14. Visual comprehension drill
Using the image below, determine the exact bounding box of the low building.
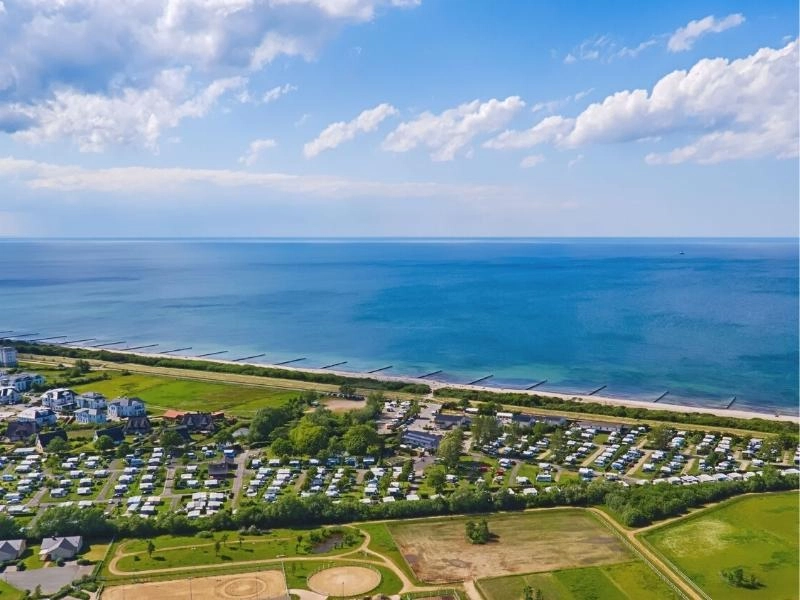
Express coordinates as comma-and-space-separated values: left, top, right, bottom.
402, 430, 443, 450
94, 425, 125, 445
75, 408, 107, 425
5, 420, 37, 443
0, 347, 18, 368
123, 415, 152, 436
434, 414, 471, 430
0, 539, 26, 562
36, 429, 68, 453
576, 420, 627, 434
39, 536, 82, 561
0, 386, 20, 404
17, 407, 57, 427
40, 388, 77, 413
179, 412, 216, 434
207, 458, 237, 479
108, 397, 146, 419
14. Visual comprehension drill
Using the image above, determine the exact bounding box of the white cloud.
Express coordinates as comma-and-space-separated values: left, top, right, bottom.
263, 83, 298, 103
304, 102, 397, 157
0, 156, 513, 202
568, 154, 584, 168
668, 14, 745, 53
520, 154, 544, 168
615, 38, 659, 59
531, 89, 593, 114
238, 138, 277, 166
6, 68, 245, 152
383, 96, 525, 161
485, 40, 799, 165
250, 32, 314, 70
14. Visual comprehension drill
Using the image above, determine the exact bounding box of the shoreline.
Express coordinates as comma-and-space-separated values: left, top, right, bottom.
31, 343, 800, 424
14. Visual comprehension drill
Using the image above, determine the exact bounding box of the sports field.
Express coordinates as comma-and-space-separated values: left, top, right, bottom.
478, 561, 679, 600
643, 492, 799, 599
102, 570, 288, 600
72, 372, 296, 416
387, 509, 630, 583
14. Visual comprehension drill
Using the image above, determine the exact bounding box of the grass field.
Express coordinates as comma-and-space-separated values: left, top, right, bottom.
358, 522, 421, 584
71, 371, 297, 416
0, 581, 23, 600
479, 561, 679, 600
387, 509, 630, 584
643, 492, 799, 599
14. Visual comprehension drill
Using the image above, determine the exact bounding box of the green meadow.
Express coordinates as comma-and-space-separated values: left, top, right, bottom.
71, 371, 297, 416
643, 492, 799, 600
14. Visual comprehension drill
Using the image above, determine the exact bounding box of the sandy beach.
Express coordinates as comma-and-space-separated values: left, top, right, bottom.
46, 345, 800, 424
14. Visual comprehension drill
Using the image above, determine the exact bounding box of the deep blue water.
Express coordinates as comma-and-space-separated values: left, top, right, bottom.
0, 239, 797, 414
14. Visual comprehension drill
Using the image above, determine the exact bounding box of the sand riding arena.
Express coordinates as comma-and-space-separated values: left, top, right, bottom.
307, 565, 381, 597
102, 570, 289, 600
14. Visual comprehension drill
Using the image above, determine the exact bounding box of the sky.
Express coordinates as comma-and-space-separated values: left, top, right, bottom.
0, 0, 797, 237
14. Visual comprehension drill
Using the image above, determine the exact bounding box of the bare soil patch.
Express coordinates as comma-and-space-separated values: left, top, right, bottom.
388, 509, 630, 583
102, 570, 288, 600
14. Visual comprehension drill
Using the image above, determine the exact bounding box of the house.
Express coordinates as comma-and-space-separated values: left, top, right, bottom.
94, 425, 125, 445
0, 539, 26, 562
0, 387, 20, 404
75, 392, 106, 410
434, 414, 471, 430
512, 413, 567, 428
207, 458, 236, 478
5, 420, 38, 443
179, 412, 216, 434
39, 536, 82, 561
576, 420, 627, 434
402, 430, 443, 450
108, 397, 146, 419
40, 388, 77, 413
17, 407, 57, 427
75, 408, 107, 425
0, 347, 18, 368
0, 372, 45, 392
123, 416, 152, 436
36, 429, 68, 453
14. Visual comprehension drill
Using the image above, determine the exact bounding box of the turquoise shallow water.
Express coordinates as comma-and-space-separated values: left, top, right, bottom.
0, 238, 797, 414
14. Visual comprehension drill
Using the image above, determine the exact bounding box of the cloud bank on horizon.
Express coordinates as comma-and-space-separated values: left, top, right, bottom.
0, 0, 797, 237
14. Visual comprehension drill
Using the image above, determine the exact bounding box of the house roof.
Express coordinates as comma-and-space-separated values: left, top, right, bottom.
6, 420, 37, 441
111, 396, 144, 407
40, 536, 82, 555
0, 540, 24, 555
180, 412, 215, 431
37, 429, 68, 448
207, 462, 233, 477
95, 425, 125, 443
124, 416, 152, 434
162, 409, 187, 419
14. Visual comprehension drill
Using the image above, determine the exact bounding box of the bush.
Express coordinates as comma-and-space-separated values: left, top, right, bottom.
196, 530, 214, 539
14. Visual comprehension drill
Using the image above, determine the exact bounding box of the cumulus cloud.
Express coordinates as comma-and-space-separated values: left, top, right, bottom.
0, 0, 418, 150
304, 102, 397, 157
668, 14, 745, 53
239, 138, 277, 166
520, 154, 544, 168
263, 83, 298, 103
5, 69, 245, 152
486, 40, 798, 165
383, 96, 525, 161
0, 156, 512, 202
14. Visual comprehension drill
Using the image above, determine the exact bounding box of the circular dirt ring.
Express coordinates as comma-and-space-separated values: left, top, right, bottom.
217, 577, 268, 598
307, 566, 381, 597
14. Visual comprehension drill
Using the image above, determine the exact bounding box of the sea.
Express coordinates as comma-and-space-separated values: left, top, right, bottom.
0, 238, 797, 415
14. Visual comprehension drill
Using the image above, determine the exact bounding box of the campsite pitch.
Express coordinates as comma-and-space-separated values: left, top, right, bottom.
387, 509, 630, 583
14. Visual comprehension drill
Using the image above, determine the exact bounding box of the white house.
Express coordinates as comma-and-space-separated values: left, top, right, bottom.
18, 407, 57, 427
0, 387, 20, 404
0, 372, 45, 392
75, 408, 107, 425
0, 539, 25, 562
75, 392, 106, 410
39, 536, 82, 561
40, 388, 77, 413
0, 347, 17, 368
108, 397, 146, 419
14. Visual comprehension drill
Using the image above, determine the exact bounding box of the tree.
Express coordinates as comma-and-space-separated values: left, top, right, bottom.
471, 415, 502, 446
146, 539, 155, 558
46, 437, 69, 456
464, 519, 490, 544
343, 424, 381, 456
161, 428, 184, 451
436, 430, 463, 469
338, 383, 357, 397
249, 406, 293, 443
647, 426, 672, 450
238, 533, 244, 549
271, 438, 293, 457
522, 585, 534, 600
214, 539, 221, 556
74, 359, 91, 374
289, 421, 328, 456
426, 466, 447, 493
94, 435, 115, 452
115, 441, 131, 458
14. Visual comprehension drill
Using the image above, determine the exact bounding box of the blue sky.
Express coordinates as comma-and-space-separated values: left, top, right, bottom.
0, 0, 797, 237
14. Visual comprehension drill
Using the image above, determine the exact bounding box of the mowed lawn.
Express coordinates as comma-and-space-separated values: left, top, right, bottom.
478, 561, 679, 600
643, 492, 799, 600
72, 372, 297, 416
387, 509, 630, 584
0, 580, 24, 600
